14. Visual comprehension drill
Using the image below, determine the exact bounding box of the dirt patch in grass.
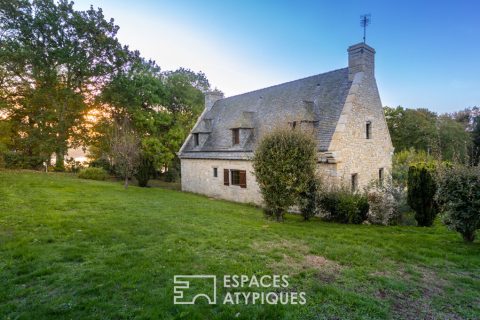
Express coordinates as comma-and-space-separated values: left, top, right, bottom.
389, 290, 462, 320
305, 255, 342, 283
304, 255, 327, 267
272, 254, 301, 270
270, 253, 342, 283
420, 268, 449, 297
251, 240, 342, 282
371, 266, 462, 320
390, 291, 435, 320
251, 239, 309, 255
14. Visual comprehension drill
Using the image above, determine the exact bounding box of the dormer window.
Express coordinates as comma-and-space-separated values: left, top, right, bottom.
232, 129, 240, 145
366, 121, 372, 139
193, 133, 199, 146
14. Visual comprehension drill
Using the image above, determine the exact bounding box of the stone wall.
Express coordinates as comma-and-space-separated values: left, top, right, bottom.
181, 158, 263, 205
327, 70, 394, 189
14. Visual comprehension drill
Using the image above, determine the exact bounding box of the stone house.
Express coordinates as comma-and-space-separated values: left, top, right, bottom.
178, 43, 394, 205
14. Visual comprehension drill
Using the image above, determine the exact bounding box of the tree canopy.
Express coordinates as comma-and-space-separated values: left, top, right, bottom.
94, 59, 209, 185
384, 106, 472, 162
0, 0, 126, 169
0, 0, 211, 180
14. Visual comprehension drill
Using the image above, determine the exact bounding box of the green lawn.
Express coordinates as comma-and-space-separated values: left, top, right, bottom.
0, 171, 479, 319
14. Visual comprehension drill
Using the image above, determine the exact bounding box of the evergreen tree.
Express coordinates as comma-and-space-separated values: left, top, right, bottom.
407, 163, 438, 227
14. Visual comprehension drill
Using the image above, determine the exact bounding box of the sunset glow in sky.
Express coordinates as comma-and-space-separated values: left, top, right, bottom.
74, 0, 480, 113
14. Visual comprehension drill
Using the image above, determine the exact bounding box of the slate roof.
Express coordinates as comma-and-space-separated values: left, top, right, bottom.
179, 67, 352, 160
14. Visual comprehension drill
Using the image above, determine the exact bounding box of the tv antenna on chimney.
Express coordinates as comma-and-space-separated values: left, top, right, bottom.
360, 14, 371, 43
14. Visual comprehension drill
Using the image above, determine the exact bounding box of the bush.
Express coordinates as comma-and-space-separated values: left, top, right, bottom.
164, 167, 179, 182
318, 188, 369, 224
298, 178, 321, 221
408, 162, 438, 226
262, 207, 283, 220
135, 155, 155, 187
399, 211, 417, 226
164, 157, 181, 182
366, 179, 406, 225
78, 167, 108, 181
436, 165, 480, 242
392, 148, 434, 187
89, 157, 113, 173
3, 151, 45, 169
253, 128, 317, 221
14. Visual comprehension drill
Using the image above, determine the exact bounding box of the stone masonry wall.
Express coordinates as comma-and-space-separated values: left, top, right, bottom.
182, 158, 354, 205
181, 158, 263, 205
327, 71, 394, 189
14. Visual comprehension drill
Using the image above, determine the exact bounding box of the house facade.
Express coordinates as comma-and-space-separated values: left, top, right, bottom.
178, 43, 394, 205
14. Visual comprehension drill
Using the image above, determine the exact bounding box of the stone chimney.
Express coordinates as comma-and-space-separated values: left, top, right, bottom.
204, 91, 224, 111
348, 43, 375, 81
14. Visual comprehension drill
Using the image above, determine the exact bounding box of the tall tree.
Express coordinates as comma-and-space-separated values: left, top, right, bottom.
470, 113, 480, 166
385, 106, 470, 162
0, 0, 125, 170
450, 106, 480, 131
110, 116, 140, 188
437, 115, 470, 162
100, 58, 169, 186
162, 68, 211, 171
94, 61, 213, 186
384, 106, 437, 154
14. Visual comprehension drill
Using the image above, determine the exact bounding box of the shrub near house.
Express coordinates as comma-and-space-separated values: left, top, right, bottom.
318, 188, 369, 224
437, 165, 480, 242
408, 162, 438, 227
365, 179, 406, 226
253, 128, 317, 221
252, 127, 373, 224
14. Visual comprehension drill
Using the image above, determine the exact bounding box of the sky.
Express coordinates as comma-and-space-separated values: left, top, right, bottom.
73, 0, 480, 113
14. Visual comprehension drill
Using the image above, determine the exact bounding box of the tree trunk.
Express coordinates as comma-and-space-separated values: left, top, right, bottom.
275, 209, 284, 222
463, 231, 475, 243
55, 102, 67, 172
55, 148, 65, 171
124, 174, 129, 189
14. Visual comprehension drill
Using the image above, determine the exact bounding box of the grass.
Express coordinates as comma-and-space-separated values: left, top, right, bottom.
0, 170, 479, 319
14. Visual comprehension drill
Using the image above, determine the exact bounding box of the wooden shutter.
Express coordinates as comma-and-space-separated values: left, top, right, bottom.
224, 169, 230, 185
239, 170, 247, 188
